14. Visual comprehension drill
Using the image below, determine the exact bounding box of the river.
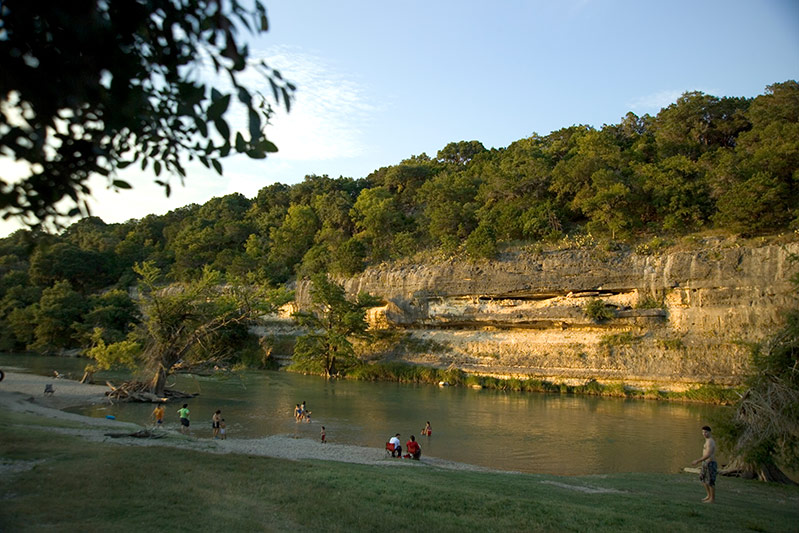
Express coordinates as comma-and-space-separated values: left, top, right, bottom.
0, 353, 725, 475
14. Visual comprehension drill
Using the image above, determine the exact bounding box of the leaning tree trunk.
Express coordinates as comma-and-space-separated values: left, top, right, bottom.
149, 366, 168, 397
326, 355, 336, 379
721, 457, 797, 484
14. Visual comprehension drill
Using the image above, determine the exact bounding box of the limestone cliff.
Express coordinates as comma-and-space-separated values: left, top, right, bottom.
296, 239, 799, 390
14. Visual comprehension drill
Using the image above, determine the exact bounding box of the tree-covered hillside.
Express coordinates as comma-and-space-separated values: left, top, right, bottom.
0, 81, 797, 355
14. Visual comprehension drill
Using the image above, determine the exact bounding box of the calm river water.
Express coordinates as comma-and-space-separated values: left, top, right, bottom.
0, 354, 726, 475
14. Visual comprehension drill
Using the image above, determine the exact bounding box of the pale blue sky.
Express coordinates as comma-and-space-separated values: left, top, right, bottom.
1, 0, 797, 235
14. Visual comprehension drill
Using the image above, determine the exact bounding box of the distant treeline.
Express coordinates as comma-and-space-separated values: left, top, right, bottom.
0, 81, 796, 355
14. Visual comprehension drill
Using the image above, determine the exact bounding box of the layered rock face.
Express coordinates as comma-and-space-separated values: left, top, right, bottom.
297, 240, 799, 389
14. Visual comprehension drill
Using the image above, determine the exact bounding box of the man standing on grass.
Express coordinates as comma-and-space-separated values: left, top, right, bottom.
691, 425, 717, 503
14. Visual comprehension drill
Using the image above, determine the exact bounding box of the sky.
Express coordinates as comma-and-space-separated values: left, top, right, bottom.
1, 0, 798, 236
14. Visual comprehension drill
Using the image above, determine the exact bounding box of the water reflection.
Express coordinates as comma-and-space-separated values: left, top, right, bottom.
1, 354, 723, 475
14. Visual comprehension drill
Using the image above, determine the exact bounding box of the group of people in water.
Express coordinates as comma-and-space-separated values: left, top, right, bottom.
294, 401, 311, 422
150, 402, 226, 439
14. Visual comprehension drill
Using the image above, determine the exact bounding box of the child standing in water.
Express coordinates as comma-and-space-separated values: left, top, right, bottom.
321, 426, 326, 443
422, 421, 432, 436
177, 404, 190, 434
152, 404, 165, 427
212, 409, 222, 439
219, 419, 226, 440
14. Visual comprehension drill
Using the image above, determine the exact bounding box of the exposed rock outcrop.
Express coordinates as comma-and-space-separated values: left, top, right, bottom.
296, 240, 799, 390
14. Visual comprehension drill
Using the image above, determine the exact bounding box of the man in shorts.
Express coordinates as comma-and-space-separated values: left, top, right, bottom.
691, 425, 717, 503
212, 409, 222, 439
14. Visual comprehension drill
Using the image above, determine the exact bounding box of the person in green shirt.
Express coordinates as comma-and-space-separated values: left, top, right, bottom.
178, 404, 190, 434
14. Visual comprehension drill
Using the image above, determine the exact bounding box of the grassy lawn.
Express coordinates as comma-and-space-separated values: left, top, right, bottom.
1, 411, 798, 532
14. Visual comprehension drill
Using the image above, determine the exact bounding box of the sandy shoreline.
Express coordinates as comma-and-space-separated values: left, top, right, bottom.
0, 371, 493, 472
0, 369, 112, 409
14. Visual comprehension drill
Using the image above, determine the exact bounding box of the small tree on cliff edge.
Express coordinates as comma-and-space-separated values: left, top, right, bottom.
715, 258, 799, 484
292, 274, 381, 377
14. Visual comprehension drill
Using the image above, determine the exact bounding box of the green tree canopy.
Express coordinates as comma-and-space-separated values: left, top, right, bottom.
29, 242, 114, 293
267, 204, 320, 282
351, 187, 407, 262
30, 280, 87, 352
437, 140, 487, 165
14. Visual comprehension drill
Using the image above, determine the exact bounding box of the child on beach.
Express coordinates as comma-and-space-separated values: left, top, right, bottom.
321, 426, 326, 443
220, 419, 226, 440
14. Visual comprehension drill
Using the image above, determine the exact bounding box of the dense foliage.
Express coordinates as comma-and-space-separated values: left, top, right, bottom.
0, 81, 797, 356
0, 0, 294, 225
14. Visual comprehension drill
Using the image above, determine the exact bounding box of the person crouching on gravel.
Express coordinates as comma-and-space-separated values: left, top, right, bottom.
406, 435, 421, 460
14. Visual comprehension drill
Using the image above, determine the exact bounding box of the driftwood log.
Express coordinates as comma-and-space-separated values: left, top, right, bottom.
104, 430, 165, 439
105, 380, 197, 402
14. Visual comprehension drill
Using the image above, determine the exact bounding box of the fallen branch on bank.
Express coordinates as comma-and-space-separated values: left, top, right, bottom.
104, 430, 165, 439
105, 380, 197, 403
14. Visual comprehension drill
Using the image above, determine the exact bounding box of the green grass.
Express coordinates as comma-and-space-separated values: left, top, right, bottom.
599, 332, 641, 347
1, 415, 798, 532
346, 361, 460, 384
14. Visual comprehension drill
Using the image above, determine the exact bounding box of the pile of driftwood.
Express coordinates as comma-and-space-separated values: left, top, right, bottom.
105, 381, 197, 403
104, 430, 165, 439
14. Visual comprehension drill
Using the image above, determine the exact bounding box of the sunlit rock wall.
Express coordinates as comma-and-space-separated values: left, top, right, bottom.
295, 240, 799, 389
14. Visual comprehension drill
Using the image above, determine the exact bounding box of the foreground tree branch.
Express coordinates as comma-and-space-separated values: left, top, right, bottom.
0, 0, 295, 227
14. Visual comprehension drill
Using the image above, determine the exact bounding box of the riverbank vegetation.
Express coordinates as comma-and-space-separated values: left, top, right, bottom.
341, 361, 742, 404
2, 411, 798, 532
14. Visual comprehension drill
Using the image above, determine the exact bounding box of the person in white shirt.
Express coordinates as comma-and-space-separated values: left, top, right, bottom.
388, 433, 402, 457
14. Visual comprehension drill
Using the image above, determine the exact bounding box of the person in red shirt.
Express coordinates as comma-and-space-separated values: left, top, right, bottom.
406, 435, 421, 460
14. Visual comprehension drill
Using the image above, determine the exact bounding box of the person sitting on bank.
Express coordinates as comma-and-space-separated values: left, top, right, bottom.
389, 433, 402, 457
406, 435, 421, 460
